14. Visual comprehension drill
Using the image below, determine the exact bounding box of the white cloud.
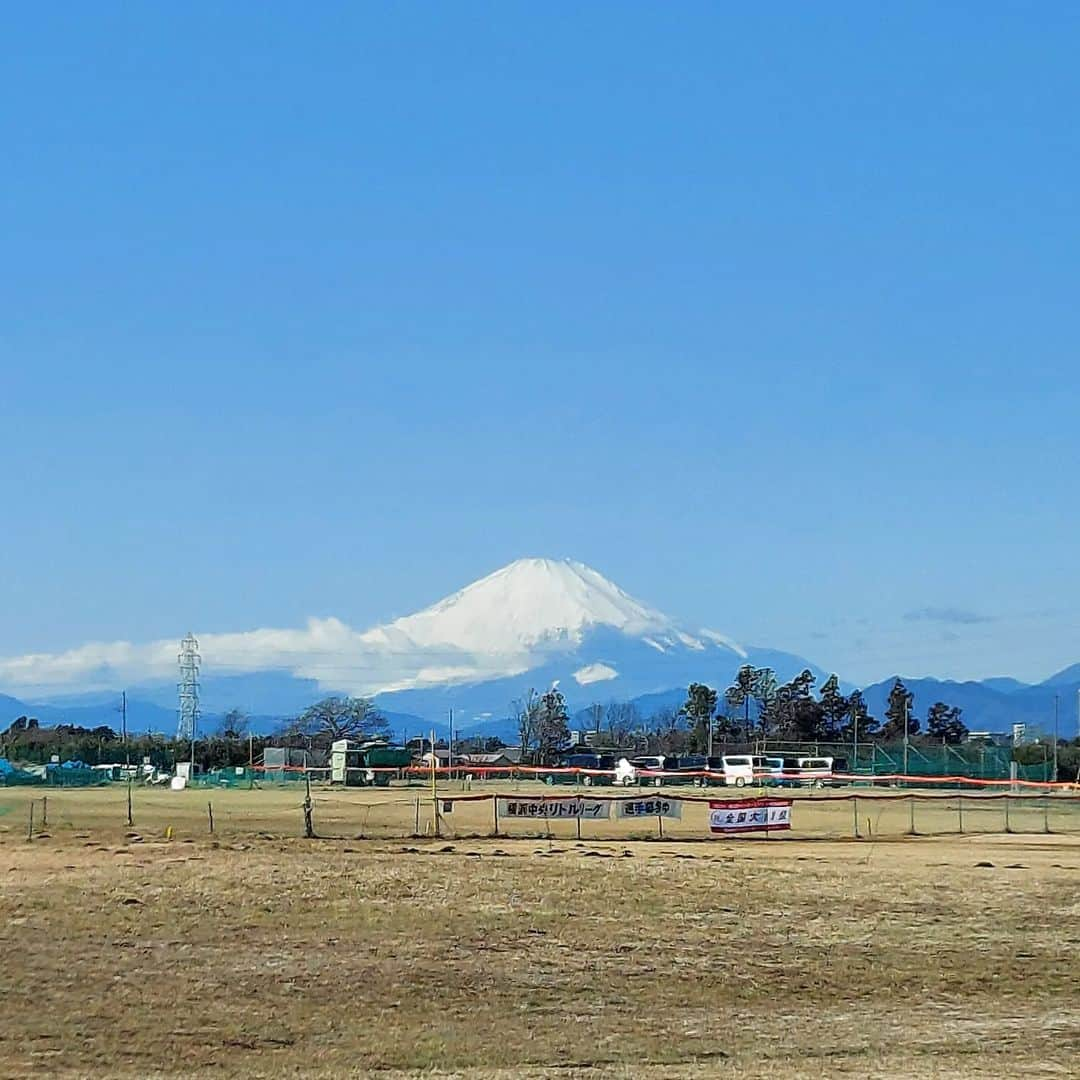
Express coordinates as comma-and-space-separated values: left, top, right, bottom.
573, 662, 619, 686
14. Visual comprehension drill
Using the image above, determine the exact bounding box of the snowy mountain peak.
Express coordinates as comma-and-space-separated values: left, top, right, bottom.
362, 558, 673, 656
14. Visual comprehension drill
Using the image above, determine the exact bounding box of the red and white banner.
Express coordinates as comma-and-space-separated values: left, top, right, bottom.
708, 797, 792, 834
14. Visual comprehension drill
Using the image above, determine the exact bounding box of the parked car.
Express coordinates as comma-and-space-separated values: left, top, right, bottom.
776, 755, 835, 788
545, 753, 616, 786
627, 755, 667, 786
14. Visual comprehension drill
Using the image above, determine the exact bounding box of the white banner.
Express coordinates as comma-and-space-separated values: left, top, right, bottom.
708, 799, 792, 833
497, 797, 611, 820
615, 796, 683, 820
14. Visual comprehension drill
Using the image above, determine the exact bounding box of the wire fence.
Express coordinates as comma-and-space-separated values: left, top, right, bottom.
4, 780, 1080, 845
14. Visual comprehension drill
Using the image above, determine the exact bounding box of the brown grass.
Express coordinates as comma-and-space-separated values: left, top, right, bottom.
0, 786, 1078, 1077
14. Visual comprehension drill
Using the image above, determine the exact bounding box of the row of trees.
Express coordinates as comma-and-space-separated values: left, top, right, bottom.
1, 696, 391, 769
564, 669, 972, 757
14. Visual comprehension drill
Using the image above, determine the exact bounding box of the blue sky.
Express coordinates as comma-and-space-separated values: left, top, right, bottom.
4, 3, 1080, 686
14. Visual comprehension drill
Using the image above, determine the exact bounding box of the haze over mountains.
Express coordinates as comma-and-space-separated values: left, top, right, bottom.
1, 558, 1077, 741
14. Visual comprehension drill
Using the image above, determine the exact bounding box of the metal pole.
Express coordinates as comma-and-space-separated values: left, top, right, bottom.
852, 702, 858, 773
431, 728, 439, 838
902, 697, 910, 784
122, 690, 129, 768
1052, 694, 1059, 783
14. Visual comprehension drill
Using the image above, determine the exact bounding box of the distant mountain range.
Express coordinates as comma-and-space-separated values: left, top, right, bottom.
1, 558, 1077, 743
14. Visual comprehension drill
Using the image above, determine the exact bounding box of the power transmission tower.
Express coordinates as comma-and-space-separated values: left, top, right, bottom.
177, 633, 201, 754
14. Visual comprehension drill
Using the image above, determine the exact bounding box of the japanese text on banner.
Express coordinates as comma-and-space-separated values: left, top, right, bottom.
708, 798, 792, 834
497, 798, 611, 820
615, 797, 682, 820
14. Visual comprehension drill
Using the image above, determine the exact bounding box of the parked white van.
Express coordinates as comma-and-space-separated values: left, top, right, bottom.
720, 754, 757, 787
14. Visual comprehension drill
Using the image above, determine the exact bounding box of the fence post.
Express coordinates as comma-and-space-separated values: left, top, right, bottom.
303, 772, 314, 839
1004, 797, 1011, 833
41, 796, 47, 829
27, 800, 34, 841
852, 796, 860, 839
907, 796, 916, 836
414, 796, 420, 836
657, 811, 664, 840
492, 795, 499, 837
1043, 796, 1050, 834
207, 801, 214, 834
127, 778, 133, 828
957, 796, 964, 835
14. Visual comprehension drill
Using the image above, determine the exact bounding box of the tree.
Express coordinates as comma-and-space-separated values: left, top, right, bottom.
880, 680, 918, 741
603, 701, 642, 748
680, 683, 718, 754
724, 665, 757, 739
647, 706, 688, 757
838, 689, 878, 743
512, 689, 541, 760
218, 709, 249, 740
773, 669, 819, 741
753, 668, 779, 737
926, 702, 967, 744
818, 675, 848, 741
586, 702, 604, 740
292, 697, 387, 747
535, 688, 570, 762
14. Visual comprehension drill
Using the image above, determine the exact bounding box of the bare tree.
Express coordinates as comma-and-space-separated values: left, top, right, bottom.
512, 689, 541, 761
292, 697, 387, 748
603, 701, 642, 748
217, 708, 249, 740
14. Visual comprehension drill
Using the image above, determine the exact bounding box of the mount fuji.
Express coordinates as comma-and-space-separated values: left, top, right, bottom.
0, 558, 824, 733
363, 558, 823, 728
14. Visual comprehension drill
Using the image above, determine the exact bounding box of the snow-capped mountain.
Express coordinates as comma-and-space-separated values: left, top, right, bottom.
0, 557, 823, 728
363, 558, 820, 724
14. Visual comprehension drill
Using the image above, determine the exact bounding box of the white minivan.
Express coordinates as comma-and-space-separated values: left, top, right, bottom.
720, 754, 756, 787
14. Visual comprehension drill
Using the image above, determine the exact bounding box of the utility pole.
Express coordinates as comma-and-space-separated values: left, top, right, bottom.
1053, 694, 1059, 783
851, 699, 859, 771
448, 708, 454, 771
121, 690, 129, 767
902, 696, 910, 782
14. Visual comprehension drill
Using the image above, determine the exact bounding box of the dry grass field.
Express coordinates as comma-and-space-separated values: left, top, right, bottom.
1, 785, 1078, 1077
